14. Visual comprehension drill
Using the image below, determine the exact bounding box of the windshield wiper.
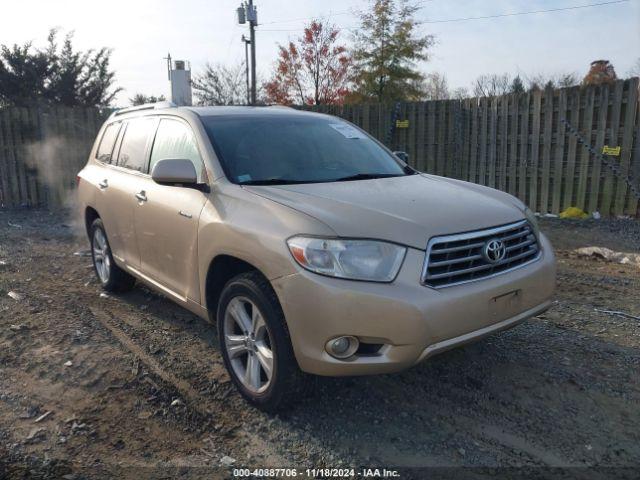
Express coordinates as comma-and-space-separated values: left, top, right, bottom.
238, 178, 319, 186
240, 171, 416, 186
332, 173, 407, 182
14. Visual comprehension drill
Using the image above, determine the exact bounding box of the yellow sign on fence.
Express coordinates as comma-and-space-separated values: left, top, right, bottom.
395, 119, 409, 128
602, 145, 621, 156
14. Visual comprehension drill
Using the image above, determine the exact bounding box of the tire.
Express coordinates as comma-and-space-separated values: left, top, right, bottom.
217, 271, 305, 412
90, 218, 136, 293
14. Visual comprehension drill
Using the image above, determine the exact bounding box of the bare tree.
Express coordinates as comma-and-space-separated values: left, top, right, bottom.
627, 58, 640, 77
528, 72, 579, 90
192, 62, 248, 106
556, 72, 579, 88
450, 87, 469, 100
422, 72, 449, 100
472, 73, 511, 97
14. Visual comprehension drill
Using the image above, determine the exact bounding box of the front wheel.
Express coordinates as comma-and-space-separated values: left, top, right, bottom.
217, 272, 305, 411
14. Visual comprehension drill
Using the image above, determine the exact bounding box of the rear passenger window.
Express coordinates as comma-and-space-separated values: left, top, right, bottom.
96, 123, 121, 163
117, 118, 155, 172
150, 119, 207, 182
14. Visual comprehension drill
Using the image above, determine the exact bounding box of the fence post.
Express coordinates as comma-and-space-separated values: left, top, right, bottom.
508, 94, 519, 196
588, 85, 611, 214
551, 88, 567, 214
540, 89, 554, 213
600, 80, 624, 215
529, 90, 542, 211
563, 87, 580, 211
576, 87, 595, 210
616, 79, 639, 215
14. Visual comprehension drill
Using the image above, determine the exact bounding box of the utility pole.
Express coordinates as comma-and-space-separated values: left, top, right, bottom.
237, 1, 258, 105
241, 35, 251, 105
248, 0, 257, 105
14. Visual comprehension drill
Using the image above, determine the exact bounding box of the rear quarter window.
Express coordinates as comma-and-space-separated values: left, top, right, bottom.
116, 118, 155, 173
95, 122, 121, 163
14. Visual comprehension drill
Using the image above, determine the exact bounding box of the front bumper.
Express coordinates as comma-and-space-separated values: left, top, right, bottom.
272, 233, 556, 376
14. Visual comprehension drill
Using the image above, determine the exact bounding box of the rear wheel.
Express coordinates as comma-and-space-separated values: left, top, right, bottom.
217, 271, 305, 411
90, 218, 136, 292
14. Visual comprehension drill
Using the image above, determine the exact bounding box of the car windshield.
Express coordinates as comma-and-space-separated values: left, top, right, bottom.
201, 113, 412, 185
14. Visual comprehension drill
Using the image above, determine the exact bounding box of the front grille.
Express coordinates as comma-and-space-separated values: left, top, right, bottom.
421, 220, 540, 288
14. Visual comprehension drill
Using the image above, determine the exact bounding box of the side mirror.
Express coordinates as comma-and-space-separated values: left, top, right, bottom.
393, 151, 409, 163
151, 159, 197, 185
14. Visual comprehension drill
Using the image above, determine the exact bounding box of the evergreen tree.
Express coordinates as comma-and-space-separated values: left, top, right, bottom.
511, 75, 525, 94
0, 29, 120, 107
350, 0, 435, 103
129, 93, 166, 106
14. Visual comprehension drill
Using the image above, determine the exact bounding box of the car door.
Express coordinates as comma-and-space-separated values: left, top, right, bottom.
93, 117, 155, 268
133, 117, 208, 302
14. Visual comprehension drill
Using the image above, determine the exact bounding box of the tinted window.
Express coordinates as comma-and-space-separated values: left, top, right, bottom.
96, 122, 121, 163
201, 115, 407, 184
117, 118, 155, 172
150, 119, 206, 182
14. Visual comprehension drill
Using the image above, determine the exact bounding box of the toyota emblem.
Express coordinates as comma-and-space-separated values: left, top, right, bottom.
483, 238, 506, 263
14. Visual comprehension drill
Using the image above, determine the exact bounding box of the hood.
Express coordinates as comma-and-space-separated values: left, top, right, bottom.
244, 174, 525, 250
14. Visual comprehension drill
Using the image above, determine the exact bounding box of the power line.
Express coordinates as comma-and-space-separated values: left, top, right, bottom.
258, 0, 628, 32
260, 9, 353, 26
260, 0, 436, 27
416, 0, 629, 24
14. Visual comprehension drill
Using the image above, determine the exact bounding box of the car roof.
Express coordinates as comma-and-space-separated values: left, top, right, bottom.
186, 105, 319, 118
106, 103, 330, 126
111, 102, 317, 117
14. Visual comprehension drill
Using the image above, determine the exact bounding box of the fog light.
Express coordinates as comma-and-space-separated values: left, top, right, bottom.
326, 336, 359, 359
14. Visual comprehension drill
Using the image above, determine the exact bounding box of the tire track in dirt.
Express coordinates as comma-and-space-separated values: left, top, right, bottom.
89, 307, 210, 415
88, 305, 295, 468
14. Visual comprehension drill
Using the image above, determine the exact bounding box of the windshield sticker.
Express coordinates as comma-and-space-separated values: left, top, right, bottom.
329, 123, 366, 139
237, 174, 252, 182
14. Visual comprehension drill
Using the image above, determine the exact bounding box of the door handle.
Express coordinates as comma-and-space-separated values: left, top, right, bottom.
179, 211, 192, 218
98, 179, 108, 189
135, 191, 147, 202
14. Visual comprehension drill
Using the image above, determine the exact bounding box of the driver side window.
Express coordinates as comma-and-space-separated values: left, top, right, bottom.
150, 119, 206, 182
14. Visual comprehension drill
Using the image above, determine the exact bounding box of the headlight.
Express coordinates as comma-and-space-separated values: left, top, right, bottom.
524, 207, 540, 239
287, 236, 406, 282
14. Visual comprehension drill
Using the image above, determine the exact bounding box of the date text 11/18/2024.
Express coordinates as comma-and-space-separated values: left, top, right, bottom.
232, 468, 400, 478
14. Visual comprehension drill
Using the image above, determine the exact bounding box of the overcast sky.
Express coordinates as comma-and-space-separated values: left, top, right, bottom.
2, 0, 639, 105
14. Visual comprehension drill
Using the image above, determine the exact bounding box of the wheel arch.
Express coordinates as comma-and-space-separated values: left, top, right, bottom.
205, 254, 271, 321
84, 206, 100, 238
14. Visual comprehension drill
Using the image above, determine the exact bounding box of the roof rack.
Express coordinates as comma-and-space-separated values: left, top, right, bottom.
112, 101, 177, 117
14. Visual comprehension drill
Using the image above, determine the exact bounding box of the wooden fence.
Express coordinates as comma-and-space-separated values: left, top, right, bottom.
1, 78, 639, 215
309, 78, 640, 217
0, 106, 112, 208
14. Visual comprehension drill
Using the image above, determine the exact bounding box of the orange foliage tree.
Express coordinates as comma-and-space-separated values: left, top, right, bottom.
264, 21, 352, 105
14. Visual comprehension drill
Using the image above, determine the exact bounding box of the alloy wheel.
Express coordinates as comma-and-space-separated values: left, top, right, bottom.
92, 228, 111, 283
223, 296, 274, 393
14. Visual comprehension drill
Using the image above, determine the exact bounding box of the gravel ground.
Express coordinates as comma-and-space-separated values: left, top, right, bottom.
0, 209, 639, 479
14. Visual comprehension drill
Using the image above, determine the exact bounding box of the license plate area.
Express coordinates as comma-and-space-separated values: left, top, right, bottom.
489, 289, 523, 319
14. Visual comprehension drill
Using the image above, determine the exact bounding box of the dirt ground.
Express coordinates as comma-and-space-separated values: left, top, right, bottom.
0, 208, 639, 479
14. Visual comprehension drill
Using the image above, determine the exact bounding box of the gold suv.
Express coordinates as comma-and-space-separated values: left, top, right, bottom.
78, 103, 556, 410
